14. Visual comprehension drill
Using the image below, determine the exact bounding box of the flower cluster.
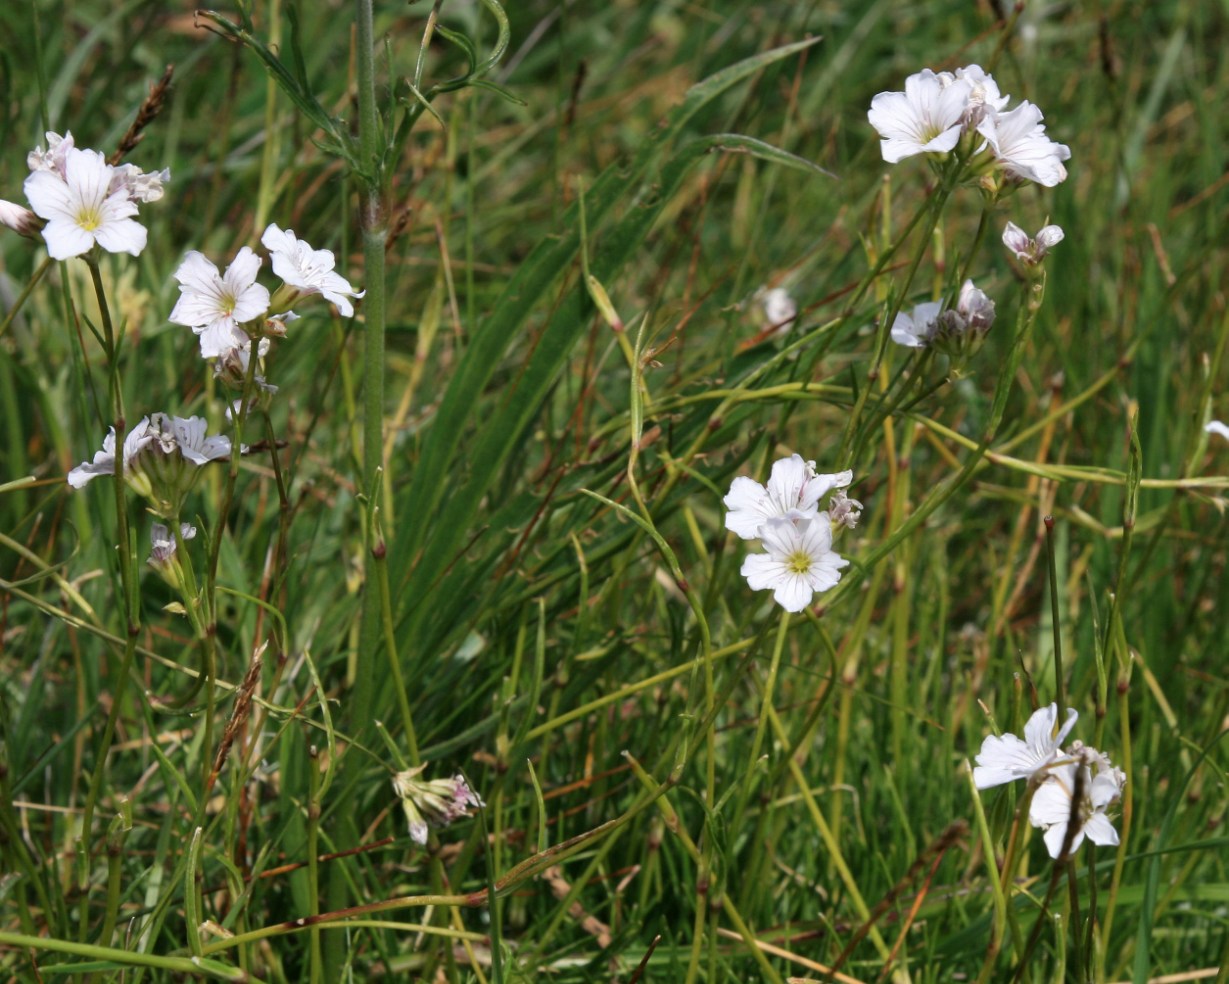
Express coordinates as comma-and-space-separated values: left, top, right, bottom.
4, 131, 168, 259
723, 454, 859, 613
168, 223, 363, 383
391, 765, 484, 845
891, 279, 996, 355
974, 704, 1126, 859
868, 65, 1071, 187
68, 413, 233, 517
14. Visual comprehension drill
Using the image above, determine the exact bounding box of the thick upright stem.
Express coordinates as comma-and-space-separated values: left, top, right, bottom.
354, 0, 387, 727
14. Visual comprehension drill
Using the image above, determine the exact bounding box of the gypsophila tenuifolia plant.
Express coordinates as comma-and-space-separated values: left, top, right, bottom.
4, 4, 1229, 983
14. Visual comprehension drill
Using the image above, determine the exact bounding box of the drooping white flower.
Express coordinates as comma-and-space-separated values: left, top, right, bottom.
392, 765, 484, 845
740, 514, 849, 613
973, 703, 1078, 789
27, 131, 75, 176
890, 300, 943, 348
977, 101, 1071, 187
0, 199, 41, 237
169, 248, 271, 358
868, 69, 973, 163
828, 488, 863, 530
148, 522, 196, 566
757, 286, 797, 335
1002, 221, 1065, 264
946, 279, 996, 336
954, 65, 1009, 124
724, 454, 852, 540
1205, 420, 1229, 441
67, 416, 154, 488
261, 223, 363, 317
1028, 750, 1125, 859
110, 163, 171, 203
23, 147, 148, 259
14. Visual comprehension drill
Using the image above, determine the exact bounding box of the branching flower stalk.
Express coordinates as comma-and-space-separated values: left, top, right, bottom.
77, 252, 140, 891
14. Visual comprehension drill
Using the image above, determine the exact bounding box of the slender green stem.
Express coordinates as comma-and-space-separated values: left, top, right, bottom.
307, 744, 323, 984
733, 609, 791, 830
375, 530, 420, 764
353, 0, 388, 731
1044, 515, 1066, 720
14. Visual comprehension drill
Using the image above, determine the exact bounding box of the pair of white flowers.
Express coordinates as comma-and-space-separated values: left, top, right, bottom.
868, 64, 1071, 187
723, 454, 861, 613
169, 223, 363, 366
973, 703, 1126, 859
2, 131, 168, 259
68, 412, 233, 516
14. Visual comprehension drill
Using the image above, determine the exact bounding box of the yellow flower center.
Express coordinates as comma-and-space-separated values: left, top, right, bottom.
785, 550, 813, 575
76, 205, 102, 232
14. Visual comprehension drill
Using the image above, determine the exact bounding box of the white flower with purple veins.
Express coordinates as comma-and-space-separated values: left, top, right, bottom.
0, 199, 40, 237
1204, 421, 1228, 441
973, 703, 1078, 789
392, 765, 484, 845
67, 416, 154, 488
1028, 751, 1126, 859
148, 522, 196, 566
261, 224, 364, 317
724, 454, 852, 540
145, 413, 232, 465
170, 247, 271, 358
27, 131, 75, 176
977, 101, 1071, 187
23, 147, 148, 260
1003, 221, 1065, 265
110, 163, 171, 203
945, 279, 996, 336
740, 515, 849, 613
953, 65, 1009, 123
868, 69, 973, 163
890, 299, 943, 348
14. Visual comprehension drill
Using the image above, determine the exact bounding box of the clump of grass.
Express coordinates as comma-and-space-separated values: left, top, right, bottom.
1, 2, 1227, 982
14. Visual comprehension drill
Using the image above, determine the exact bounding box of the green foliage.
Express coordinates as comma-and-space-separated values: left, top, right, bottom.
1, 1, 1228, 982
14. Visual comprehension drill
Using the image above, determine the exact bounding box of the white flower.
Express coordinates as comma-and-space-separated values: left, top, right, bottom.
741, 515, 849, 612
145, 412, 232, 466
169, 248, 271, 358
110, 163, 171, 203
67, 416, 154, 488
890, 299, 943, 348
828, 488, 863, 530
1028, 751, 1125, 859
954, 65, 1009, 124
23, 147, 148, 260
0, 199, 41, 237
148, 522, 196, 566
757, 286, 797, 335
972, 703, 1078, 789
977, 101, 1071, 187
214, 336, 276, 392
724, 454, 852, 540
946, 279, 996, 336
1002, 221, 1065, 264
27, 131, 75, 176
868, 69, 973, 163
1205, 420, 1229, 441
392, 765, 484, 845
261, 223, 363, 317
